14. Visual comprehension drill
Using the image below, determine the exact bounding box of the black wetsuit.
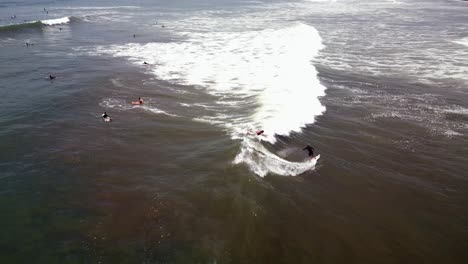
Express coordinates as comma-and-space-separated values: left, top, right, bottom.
49, 75, 56, 79
102, 113, 109, 119
303, 145, 314, 157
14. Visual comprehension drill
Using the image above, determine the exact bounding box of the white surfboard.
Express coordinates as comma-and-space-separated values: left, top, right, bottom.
310, 154, 320, 168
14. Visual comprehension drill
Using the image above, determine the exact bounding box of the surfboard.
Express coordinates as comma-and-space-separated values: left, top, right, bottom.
312, 154, 320, 161
131, 102, 141, 105
104, 117, 111, 122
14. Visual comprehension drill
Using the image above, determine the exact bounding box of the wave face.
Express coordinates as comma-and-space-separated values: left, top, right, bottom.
0, 21, 42, 32
93, 22, 326, 177
0, 16, 73, 32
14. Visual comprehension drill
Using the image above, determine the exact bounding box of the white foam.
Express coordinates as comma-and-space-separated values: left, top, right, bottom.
93, 22, 326, 176
41, 16, 71, 26
100, 98, 133, 110
453, 37, 468, 48
139, 105, 178, 117
443, 106, 468, 115
234, 139, 319, 177
443, 130, 462, 137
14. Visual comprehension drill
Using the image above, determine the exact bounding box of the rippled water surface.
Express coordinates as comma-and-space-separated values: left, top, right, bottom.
1, 0, 468, 263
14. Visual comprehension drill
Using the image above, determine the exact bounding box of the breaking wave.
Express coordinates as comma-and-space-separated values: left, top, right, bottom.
92, 22, 326, 177
0, 16, 74, 32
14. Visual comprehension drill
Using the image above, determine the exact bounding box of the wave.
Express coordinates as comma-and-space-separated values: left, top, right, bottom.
92, 22, 326, 176
0, 16, 74, 32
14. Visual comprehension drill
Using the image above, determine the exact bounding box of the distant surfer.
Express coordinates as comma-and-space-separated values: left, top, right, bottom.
133, 34, 136, 38
102, 112, 111, 122
303, 145, 315, 157
49, 74, 56, 80
143, 61, 148, 65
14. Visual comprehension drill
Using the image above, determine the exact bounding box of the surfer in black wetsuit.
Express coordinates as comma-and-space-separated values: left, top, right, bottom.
102, 112, 109, 119
303, 145, 314, 157
49, 74, 56, 80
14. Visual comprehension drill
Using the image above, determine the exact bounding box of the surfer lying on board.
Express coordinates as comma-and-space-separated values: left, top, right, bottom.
49, 75, 56, 80
132, 98, 144, 105
248, 129, 265, 136
303, 145, 314, 157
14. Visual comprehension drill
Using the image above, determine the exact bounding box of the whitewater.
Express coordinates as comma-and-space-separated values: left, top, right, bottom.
92, 21, 326, 177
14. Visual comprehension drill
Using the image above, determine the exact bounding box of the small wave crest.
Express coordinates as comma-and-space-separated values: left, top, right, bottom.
0, 16, 74, 33
41, 16, 72, 26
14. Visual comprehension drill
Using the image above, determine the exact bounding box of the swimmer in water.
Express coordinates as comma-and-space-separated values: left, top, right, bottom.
49, 74, 56, 80
138, 97, 144, 104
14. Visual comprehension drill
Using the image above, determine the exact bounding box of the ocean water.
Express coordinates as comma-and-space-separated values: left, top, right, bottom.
1, 0, 468, 263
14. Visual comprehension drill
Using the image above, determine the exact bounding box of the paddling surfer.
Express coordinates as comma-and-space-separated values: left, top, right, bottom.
247, 129, 265, 136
